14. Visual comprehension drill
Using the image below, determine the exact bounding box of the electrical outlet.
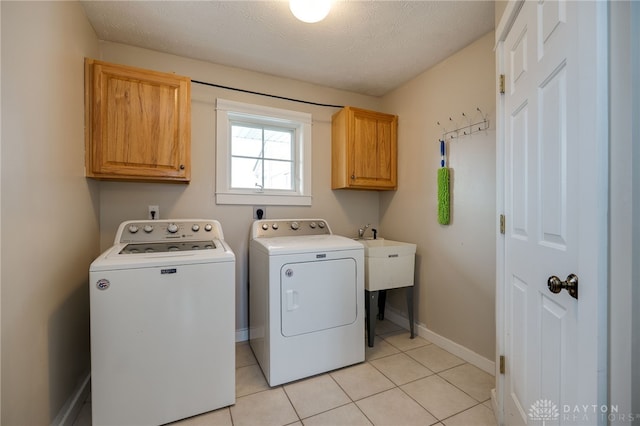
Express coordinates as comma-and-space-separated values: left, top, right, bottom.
148, 205, 159, 220
253, 206, 266, 220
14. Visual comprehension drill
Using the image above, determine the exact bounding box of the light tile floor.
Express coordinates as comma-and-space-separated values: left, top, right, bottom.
73, 320, 496, 426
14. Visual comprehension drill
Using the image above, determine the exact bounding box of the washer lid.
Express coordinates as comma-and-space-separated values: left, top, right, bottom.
251, 234, 364, 255
90, 239, 235, 271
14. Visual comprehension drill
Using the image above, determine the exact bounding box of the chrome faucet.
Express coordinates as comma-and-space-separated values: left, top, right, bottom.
358, 224, 370, 239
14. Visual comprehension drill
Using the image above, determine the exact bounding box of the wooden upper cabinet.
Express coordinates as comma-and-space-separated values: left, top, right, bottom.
332, 106, 398, 190
85, 58, 191, 182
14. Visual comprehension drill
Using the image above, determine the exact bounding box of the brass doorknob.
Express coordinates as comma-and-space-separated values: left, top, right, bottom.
547, 274, 578, 299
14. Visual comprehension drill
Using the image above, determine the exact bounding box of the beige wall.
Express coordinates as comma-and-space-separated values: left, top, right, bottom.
1, 2, 100, 425
95, 42, 384, 332
380, 32, 497, 361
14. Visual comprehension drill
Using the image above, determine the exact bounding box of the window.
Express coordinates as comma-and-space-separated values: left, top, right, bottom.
216, 99, 312, 205
230, 122, 294, 191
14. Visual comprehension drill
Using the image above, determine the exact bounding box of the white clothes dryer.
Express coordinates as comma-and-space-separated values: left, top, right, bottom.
89, 219, 235, 426
249, 219, 364, 386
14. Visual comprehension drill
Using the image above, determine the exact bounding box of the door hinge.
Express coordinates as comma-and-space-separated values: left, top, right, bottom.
499, 74, 505, 94
499, 214, 506, 234
500, 355, 505, 374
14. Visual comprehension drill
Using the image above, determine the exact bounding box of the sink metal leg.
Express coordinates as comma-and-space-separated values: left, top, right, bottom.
377, 290, 387, 320
406, 286, 415, 338
365, 290, 378, 347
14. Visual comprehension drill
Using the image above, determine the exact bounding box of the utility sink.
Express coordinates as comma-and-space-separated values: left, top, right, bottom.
359, 239, 416, 291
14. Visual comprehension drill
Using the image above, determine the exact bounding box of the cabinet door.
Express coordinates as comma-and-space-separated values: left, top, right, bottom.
85, 59, 191, 182
350, 109, 397, 189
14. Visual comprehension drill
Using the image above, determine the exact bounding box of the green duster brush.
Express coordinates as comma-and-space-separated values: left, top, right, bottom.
438, 140, 450, 225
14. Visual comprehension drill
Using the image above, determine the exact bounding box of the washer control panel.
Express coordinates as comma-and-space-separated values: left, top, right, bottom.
253, 219, 332, 238
116, 219, 224, 244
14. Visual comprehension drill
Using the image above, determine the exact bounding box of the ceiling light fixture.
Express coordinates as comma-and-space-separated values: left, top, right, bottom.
289, 0, 332, 23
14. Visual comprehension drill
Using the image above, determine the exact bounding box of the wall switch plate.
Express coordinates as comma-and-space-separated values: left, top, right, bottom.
148, 205, 159, 220
253, 206, 266, 220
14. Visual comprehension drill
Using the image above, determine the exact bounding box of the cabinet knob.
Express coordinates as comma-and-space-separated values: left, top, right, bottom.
351, 174, 355, 179
180, 164, 185, 170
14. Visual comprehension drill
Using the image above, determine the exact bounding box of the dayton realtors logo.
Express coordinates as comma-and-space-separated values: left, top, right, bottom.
528, 399, 560, 425
529, 400, 637, 423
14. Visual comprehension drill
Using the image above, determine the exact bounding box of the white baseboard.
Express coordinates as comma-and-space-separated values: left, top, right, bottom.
491, 388, 502, 425
383, 306, 496, 376
52, 372, 91, 426
236, 327, 249, 342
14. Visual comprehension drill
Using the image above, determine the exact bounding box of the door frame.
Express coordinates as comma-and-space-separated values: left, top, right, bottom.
494, 1, 610, 424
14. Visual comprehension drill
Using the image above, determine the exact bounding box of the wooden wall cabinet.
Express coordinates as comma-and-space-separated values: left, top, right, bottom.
331, 106, 398, 190
85, 58, 191, 183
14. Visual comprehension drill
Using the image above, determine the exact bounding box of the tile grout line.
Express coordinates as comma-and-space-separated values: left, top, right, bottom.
394, 376, 442, 422
373, 333, 495, 424
434, 362, 495, 405
435, 370, 488, 404
367, 336, 447, 424
279, 386, 302, 423
437, 400, 495, 425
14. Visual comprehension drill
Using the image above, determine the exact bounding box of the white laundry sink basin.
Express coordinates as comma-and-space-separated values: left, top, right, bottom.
359, 239, 416, 291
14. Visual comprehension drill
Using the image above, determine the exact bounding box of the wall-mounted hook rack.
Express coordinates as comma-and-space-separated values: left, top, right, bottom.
437, 107, 490, 141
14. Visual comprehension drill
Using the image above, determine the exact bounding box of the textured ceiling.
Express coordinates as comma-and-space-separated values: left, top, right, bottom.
81, 1, 495, 96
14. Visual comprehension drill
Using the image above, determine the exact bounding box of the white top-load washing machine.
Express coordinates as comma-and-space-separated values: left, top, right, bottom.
249, 219, 364, 386
89, 219, 235, 426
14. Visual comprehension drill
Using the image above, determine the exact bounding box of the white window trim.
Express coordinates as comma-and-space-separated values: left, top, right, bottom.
216, 99, 312, 206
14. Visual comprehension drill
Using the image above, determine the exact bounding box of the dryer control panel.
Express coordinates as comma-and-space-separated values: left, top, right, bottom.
252, 219, 332, 238
116, 219, 225, 243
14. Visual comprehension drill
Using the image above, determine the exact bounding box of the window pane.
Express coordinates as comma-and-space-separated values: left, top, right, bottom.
231, 157, 262, 189
264, 160, 293, 190
231, 125, 263, 157
216, 99, 312, 205
264, 129, 293, 161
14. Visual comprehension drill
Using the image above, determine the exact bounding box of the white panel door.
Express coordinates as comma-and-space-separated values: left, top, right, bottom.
501, 1, 607, 424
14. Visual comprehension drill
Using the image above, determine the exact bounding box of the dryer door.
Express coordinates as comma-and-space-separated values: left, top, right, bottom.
281, 258, 357, 337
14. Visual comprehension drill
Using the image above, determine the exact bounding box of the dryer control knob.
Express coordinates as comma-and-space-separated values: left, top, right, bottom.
290, 221, 300, 230
128, 225, 139, 234
318, 222, 326, 228
167, 223, 179, 233
272, 223, 279, 230
262, 223, 269, 230
143, 225, 153, 233
204, 224, 213, 232
192, 224, 200, 232
310, 222, 317, 229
